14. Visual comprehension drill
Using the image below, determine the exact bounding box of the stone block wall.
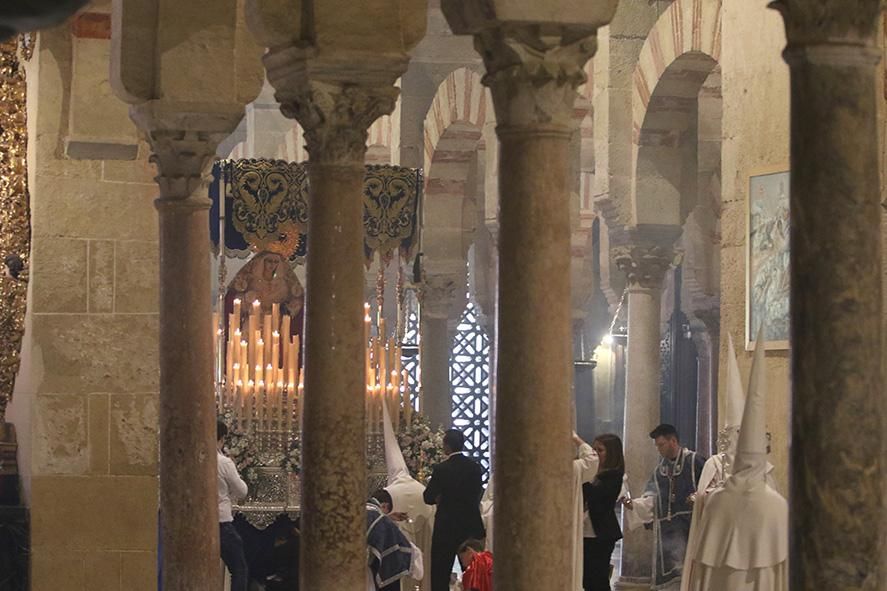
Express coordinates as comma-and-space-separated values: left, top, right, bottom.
720, 0, 791, 493
10, 21, 159, 591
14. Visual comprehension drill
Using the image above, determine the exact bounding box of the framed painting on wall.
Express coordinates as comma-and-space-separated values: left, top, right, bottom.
746, 166, 790, 350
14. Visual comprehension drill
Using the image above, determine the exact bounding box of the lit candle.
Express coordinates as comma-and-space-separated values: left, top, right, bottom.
271, 331, 280, 384
391, 370, 400, 430
248, 301, 259, 369
247, 380, 255, 429
240, 341, 248, 385
265, 364, 274, 398
226, 340, 234, 383
256, 339, 264, 374
233, 298, 242, 321
297, 374, 305, 430
263, 314, 272, 355
236, 379, 244, 423
374, 384, 382, 433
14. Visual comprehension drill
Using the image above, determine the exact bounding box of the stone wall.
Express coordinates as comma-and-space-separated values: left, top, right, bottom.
12, 21, 159, 591
719, 0, 791, 493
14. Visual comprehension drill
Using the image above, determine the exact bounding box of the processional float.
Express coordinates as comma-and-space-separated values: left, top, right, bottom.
210, 159, 439, 520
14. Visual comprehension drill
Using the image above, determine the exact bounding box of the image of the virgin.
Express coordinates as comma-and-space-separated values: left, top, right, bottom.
224, 251, 305, 365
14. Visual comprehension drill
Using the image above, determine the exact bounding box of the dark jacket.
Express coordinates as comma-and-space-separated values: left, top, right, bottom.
423, 453, 485, 541
583, 469, 624, 542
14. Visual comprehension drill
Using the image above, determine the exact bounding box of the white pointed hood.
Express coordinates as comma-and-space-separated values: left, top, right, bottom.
383, 401, 410, 483
730, 327, 768, 485
725, 334, 745, 429
382, 402, 434, 525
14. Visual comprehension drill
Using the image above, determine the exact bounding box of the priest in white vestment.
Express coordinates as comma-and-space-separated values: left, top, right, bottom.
683, 334, 788, 591
572, 432, 600, 591
382, 402, 434, 591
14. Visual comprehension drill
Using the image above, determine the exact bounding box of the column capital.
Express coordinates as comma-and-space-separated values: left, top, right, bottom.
262, 48, 405, 165
770, 0, 883, 48
419, 275, 464, 319
613, 244, 676, 290
130, 102, 244, 205
474, 28, 597, 132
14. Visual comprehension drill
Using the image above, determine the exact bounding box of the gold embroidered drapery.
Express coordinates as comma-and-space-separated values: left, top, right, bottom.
0, 41, 30, 423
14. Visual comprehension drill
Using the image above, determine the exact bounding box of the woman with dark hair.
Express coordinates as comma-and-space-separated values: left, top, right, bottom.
582, 433, 625, 591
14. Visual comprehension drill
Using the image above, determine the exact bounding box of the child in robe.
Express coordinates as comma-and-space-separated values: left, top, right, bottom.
457, 539, 492, 591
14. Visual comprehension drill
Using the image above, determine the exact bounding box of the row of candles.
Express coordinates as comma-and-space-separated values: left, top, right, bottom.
215, 298, 303, 434
214, 299, 415, 438
365, 303, 414, 433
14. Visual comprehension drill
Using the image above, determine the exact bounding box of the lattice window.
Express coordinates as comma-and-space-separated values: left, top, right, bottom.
400, 289, 421, 410
450, 301, 491, 480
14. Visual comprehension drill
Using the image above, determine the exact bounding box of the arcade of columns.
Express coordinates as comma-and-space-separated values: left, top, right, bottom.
59, 0, 882, 589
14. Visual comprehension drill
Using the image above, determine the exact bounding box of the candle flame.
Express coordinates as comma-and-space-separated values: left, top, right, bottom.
233, 298, 241, 304
252, 300, 260, 307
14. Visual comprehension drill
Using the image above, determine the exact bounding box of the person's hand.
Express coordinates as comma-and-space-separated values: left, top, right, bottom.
572, 431, 584, 446
687, 494, 696, 507
389, 512, 409, 522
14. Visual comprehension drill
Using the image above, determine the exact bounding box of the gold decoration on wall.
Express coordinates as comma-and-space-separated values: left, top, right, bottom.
0, 41, 30, 423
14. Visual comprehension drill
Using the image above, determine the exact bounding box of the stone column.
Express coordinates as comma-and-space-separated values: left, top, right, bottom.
692, 310, 719, 457
131, 108, 242, 591
441, 3, 618, 587
262, 50, 406, 589
770, 2, 884, 588
419, 275, 461, 429
612, 243, 673, 588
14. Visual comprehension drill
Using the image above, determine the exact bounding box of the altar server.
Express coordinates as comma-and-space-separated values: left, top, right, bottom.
683, 333, 788, 590
218, 420, 249, 591
623, 424, 705, 589
382, 402, 434, 590
367, 498, 420, 591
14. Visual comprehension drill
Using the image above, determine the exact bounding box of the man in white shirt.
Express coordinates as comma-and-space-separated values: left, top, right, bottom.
218, 420, 249, 591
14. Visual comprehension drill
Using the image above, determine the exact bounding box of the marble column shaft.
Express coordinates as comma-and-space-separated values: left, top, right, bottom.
301, 159, 369, 590
474, 30, 598, 591
773, 3, 885, 587
610, 242, 673, 588
264, 53, 402, 589
156, 196, 219, 591
136, 123, 229, 591
618, 283, 663, 583
419, 313, 453, 429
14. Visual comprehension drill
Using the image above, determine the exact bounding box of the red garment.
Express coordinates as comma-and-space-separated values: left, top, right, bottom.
461, 551, 493, 591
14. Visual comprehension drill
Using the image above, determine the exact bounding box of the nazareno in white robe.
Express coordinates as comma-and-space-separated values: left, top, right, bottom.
683, 330, 788, 591
571, 442, 599, 591
382, 403, 434, 591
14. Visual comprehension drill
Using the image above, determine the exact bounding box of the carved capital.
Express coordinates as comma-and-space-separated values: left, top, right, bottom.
612, 245, 676, 290
770, 0, 883, 47
130, 103, 244, 205
419, 275, 464, 319
475, 26, 596, 132
283, 81, 398, 164
263, 47, 404, 165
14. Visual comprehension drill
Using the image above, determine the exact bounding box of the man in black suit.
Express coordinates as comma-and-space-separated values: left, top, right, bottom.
423, 428, 485, 591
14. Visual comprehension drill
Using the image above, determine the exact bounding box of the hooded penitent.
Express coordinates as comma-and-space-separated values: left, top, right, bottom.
691, 328, 788, 575
382, 402, 432, 524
